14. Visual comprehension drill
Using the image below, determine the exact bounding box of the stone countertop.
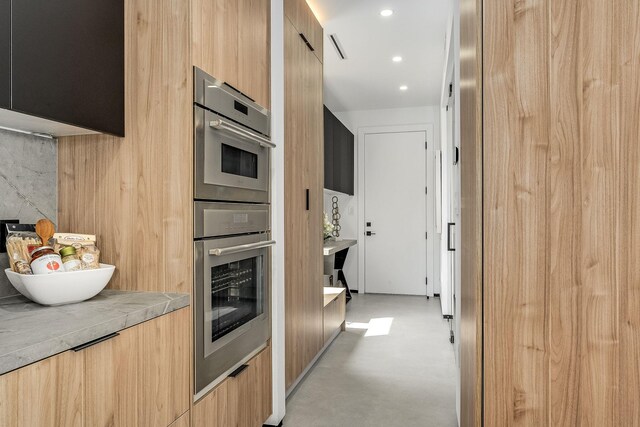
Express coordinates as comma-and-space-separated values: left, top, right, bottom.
323, 239, 357, 256
0, 290, 189, 375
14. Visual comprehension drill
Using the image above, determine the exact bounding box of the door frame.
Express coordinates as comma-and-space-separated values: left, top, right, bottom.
357, 123, 436, 295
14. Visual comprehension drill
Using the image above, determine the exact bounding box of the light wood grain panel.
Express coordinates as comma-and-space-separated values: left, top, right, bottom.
306, 2, 323, 63
323, 291, 345, 343
484, 0, 640, 424
169, 410, 190, 427
238, 0, 271, 108
284, 15, 309, 389
0, 367, 17, 426
138, 308, 190, 426
0, 351, 84, 427
227, 364, 254, 427
484, 0, 550, 423
619, 2, 640, 425
192, 0, 238, 87
163, 0, 193, 295
305, 18, 324, 369
58, 0, 192, 294
459, 0, 482, 425
226, 346, 272, 427
84, 326, 138, 427
284, 13, 324, 390
192, 381, 229, 427
547, 0, 582, 424
254, 345, 273, 424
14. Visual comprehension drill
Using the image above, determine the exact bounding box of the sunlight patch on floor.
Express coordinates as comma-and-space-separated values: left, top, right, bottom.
346, 317, 394, 337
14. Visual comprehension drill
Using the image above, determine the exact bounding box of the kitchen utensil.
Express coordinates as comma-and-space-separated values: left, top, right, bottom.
35, 219, 55, 246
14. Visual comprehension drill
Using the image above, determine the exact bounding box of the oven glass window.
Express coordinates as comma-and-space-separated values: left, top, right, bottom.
210, 256, 263, 342
221, 144, 258, 179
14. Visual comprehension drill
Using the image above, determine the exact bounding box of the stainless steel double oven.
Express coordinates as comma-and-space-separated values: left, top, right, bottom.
193, 67, 273, 397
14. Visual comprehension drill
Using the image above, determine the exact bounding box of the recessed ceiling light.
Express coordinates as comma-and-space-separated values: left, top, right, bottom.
399, 85, 408, 91
380, 9, 393, 17
392, 56, 403, 62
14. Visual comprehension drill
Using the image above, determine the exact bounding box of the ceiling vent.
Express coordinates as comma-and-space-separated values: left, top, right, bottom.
329, 34, 347, 60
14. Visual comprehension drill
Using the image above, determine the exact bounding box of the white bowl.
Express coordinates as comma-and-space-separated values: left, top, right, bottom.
4, 264, 116, 306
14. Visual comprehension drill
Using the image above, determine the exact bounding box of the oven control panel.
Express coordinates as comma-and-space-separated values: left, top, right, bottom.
194, 202, 270, 239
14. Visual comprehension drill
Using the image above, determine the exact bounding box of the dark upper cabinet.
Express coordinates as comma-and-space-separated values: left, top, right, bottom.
0, 0, 10, 109
323, 105, 354, 195
5, 0, 124, 136
323, 106, 334, 190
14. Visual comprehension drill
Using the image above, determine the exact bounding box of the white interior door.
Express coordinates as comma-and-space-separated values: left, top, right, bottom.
364, 131, 427, 295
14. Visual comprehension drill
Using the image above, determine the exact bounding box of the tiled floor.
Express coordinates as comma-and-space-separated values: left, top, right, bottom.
284, 293, 458, 427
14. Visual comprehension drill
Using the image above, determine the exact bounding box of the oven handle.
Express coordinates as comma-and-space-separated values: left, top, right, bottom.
209, 119, 275, 149
209, 240, 276, 256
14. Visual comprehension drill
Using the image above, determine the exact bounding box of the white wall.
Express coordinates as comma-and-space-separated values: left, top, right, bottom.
327, 106, 442, 293
267, 0, 286, 424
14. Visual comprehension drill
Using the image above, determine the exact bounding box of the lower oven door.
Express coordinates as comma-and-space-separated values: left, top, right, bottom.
194, 234, 273, 394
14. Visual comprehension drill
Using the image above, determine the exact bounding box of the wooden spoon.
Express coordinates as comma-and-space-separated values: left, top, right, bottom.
35, 219, 55, 247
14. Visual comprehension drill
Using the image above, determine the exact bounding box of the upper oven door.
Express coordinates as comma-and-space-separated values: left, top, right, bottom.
195, 106, 271, 203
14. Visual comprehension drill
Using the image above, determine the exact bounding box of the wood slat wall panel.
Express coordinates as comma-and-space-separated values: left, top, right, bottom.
483, 0, 640, 424
459, 0, 482, 425
238, 0, 271, 108
58, 0, 192, 294
619, 2, 640, 425
191, 0, 238, 88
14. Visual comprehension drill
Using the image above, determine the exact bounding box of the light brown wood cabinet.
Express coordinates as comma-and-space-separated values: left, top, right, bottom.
0, 308, 190, 427
323, 290, 346, 344
0, 350, 83, 426
284, 0, 323, 63
284, 2, 324, 391
193, 0, 271, 108
193, 345, 272, 427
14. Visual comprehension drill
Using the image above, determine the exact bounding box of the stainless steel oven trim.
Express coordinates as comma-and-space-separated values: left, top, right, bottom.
194, 233, 272, 394
194, 106, 270, 203
202, 243, 267, 358
194, 202, 270, 239
209, 240, 275, 256
194, 67, 270, 137
209, 119, 275, 149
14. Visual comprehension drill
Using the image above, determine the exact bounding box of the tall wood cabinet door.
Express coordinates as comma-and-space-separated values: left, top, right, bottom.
238, 0, 270, 108
284, 16, 311, 389
192, 0, 238, 87
0, 351, 84, 427
84, 328, 139, 426
304, 4, 323, 63
137, 308, 190, 427
193, 380, 229, 427
284, 0, 303, 33
305, 48, 325, 362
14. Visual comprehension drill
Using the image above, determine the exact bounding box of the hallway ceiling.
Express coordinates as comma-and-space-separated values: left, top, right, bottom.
307, 0, 451, 113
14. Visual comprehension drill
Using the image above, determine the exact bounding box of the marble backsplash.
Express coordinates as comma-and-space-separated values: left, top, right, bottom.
0, 128, 57, 298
